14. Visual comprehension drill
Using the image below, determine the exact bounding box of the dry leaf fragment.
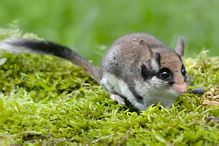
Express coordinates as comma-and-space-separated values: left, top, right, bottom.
203, 99, 219, 106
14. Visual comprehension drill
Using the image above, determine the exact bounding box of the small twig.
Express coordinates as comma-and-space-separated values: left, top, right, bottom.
117, 127, 133, 146
202, 57, 207, 71
91, 134, 114, 144
46, 124, 51, 140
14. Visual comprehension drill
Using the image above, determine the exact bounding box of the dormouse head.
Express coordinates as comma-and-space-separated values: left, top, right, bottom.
139, 36, 188, 95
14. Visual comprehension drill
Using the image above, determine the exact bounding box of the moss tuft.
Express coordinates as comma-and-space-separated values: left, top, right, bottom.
0, 28, 218, 145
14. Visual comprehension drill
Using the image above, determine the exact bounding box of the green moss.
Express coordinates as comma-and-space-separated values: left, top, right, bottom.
0, 29, 218, 145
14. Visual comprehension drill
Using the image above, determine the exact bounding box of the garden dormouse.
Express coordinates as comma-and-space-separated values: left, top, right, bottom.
0, 33, 189, 111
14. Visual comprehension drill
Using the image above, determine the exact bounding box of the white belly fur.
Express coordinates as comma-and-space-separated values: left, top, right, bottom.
101, 73, 179, 111
134, 76, 178, 109
100, 72, 147, 111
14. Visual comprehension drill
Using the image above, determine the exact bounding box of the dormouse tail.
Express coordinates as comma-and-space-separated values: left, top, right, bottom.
0, 38, 100, 83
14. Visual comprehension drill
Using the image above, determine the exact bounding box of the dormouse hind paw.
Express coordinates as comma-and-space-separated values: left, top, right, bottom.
110, 93, 126, 105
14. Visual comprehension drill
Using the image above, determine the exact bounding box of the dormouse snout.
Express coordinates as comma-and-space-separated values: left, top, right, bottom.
172, 82, 187, 93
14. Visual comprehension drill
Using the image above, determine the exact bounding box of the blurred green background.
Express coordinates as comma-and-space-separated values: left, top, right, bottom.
0, 0, 218, 65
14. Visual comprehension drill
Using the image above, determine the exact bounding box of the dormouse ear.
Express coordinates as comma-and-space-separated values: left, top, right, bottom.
175, 36, 185, 58
139, 40, 155, 70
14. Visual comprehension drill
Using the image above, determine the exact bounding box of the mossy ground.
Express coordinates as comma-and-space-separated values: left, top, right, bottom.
0, 29, 218, 145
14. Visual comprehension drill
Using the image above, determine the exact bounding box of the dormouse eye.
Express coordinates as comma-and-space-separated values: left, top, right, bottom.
181, 65, 186, 76
161, 71, 169, 79
159, 68, 172, 80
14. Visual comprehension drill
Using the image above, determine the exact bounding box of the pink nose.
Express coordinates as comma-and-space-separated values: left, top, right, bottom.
172, 82, 187, 93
